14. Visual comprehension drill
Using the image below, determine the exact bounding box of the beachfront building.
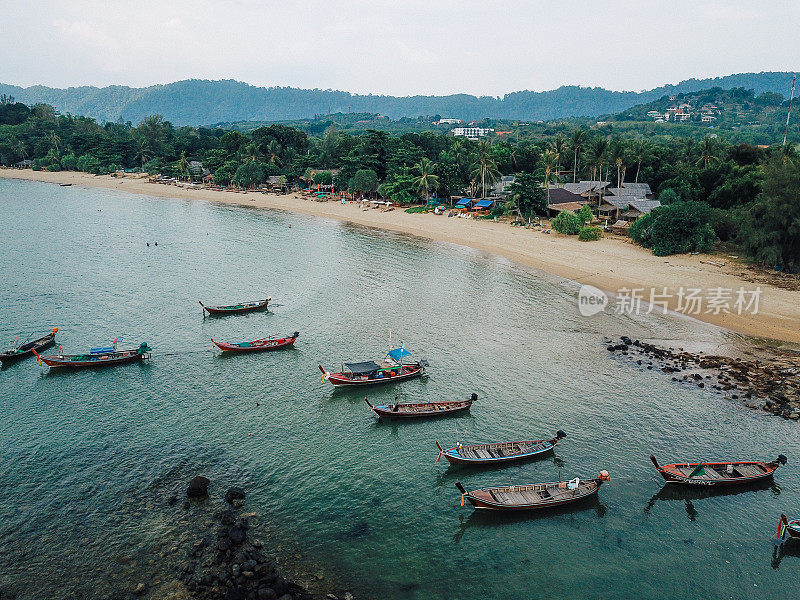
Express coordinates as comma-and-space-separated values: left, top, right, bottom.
452, 127, 494, 139
547, 180, 610, 206
436, 118, 463, 125
493, 175, 516, 196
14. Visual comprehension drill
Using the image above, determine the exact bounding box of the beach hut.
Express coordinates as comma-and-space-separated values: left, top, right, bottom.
472, 199, 496, 214
456, 198, 474, 210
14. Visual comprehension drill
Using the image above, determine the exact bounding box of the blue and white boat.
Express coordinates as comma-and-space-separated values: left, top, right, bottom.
436, 431, 566, 466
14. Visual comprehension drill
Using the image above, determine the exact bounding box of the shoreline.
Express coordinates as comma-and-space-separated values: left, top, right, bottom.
3, 168, 799, 344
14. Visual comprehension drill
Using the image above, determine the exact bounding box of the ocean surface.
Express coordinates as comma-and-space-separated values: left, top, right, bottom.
1, 179, 799, 600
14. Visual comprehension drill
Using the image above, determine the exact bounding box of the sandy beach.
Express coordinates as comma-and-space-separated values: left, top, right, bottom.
3, 168, 799, 344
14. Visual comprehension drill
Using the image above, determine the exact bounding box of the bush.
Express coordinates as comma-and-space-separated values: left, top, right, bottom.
629, 201, 717, 256
60, 153, 77, 171
578, 225, 602, 241
576, 204, 593, 224
551, 210, 582, 235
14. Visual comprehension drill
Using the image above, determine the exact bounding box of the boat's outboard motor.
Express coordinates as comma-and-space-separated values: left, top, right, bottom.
778, 454, 788, 465
470, 393, 478, 402
556, 430, 567, 440
292, 332, 300, 339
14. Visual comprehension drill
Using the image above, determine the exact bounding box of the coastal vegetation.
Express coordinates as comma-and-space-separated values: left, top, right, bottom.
1, 97, 798, 271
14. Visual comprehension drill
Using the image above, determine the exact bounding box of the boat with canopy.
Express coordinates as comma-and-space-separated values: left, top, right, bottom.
1, 328, 58, 365
212, 332, 299, 352
319, 345, 427, 387
33, 340, 152, 369
436, 431, 566, 466
456, 471, 610, 511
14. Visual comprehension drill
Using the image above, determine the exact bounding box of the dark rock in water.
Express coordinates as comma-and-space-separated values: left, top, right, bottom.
217, 509, 236, 526
226, 486, 246, 504
343, 519, 370, 539
228, 526, 246, 545
226, 587, 246, 600
258, 589, 277, 600
187, 476, 210, 499
183, 500, 191, 510
133, 582, 147, 595
698, 382, 705, 388
167, 495, 178, 506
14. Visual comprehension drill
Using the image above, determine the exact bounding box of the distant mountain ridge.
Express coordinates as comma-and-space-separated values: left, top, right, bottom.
0, 72, 795, 126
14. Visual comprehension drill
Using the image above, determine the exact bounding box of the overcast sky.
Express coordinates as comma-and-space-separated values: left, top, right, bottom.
4, 0, 799, 96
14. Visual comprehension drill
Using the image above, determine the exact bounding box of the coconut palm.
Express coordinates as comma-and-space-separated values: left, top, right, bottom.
134, 135, 152, 169
696, 136, 719, 169
176, 151, 190, 181
570, 128, 588, 182
12, 138, 28, 161
550, 134, 568, 172
469, 141, 501, 198
266, 140, 282, 165
679, 137, 696, 165
540, 149, 559, 206
608, 137, 627, 189
588, 137, 609, 201
629, 139, 652, 184
412, 157, 439, 200
46, 131, 61, 155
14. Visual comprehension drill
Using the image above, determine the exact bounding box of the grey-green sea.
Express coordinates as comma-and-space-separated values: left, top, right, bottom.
1, 179, 799, 600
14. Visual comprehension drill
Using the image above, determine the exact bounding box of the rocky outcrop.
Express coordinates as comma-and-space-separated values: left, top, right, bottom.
187, 476, 211, 499
606, 337, 800, 419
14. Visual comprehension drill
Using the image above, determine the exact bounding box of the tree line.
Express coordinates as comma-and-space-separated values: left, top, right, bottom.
0, 99, 797, 271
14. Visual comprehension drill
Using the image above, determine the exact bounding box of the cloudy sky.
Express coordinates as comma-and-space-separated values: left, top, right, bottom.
4, 0, 799, 95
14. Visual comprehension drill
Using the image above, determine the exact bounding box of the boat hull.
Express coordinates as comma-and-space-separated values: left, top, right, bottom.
370, 399, 473, 419
328, 364, 424, 386
200, 298, 270, 315
651, 455, 783, 487
39, 351, 147, 369
0, 333, 56, 365
440, 439, 557, 465
212, 335, 297, 352
465, 480, 603, 511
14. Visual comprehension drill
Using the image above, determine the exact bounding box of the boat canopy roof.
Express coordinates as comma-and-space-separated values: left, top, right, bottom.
387, 347, 412, 362
344, 361, 381, 374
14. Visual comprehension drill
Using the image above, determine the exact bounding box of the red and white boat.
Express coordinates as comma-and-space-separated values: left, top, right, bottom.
212, 332, 298, 352
650, 454, 786, 487
778, 514, 800, 542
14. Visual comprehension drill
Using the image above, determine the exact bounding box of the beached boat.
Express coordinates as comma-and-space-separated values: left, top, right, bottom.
212, 332, 298, 352
456, 471, 610, 511
778, 514, 800, 542
365, 393, 475, 419
650, 454, 786, 487
319, 345, 427, 387
0, 328, 58, 365
436, 430, 566, 466
200, 297, 271, 316
33, 342, 152, 369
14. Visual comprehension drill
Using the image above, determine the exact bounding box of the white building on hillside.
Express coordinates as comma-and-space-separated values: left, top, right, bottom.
452, 127, 494, 139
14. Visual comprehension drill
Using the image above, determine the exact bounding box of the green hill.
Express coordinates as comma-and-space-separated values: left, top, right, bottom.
0, 72, 795, 126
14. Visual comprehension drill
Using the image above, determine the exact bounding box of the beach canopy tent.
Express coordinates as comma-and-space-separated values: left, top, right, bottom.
474, 199, 495, 209
387, 347, 412, 362
456, 198, 474, 208
344, 361, 381, 374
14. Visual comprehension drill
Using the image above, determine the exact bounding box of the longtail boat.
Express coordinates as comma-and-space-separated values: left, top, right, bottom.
436, 431, 566, 466
456, 471, 610, 511
33, 342, 152, 369
200, 297, 271, 316
650, 454, 786, 487
778, 514, 800, 542
319, 345, 427, 386
365, 393, 475, 419
0, 328, 58, 365
212, 332, 298, 352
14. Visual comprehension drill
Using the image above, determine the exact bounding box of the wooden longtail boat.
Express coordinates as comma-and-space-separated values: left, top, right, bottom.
0, 328, 58, 365
199, 297, 271, 316
650, 454, 786, 487
33, 342, 152, 369
436, 431, 566, 466
212, 332, 298, 352
456, 471, 610, 511
319, 345, 427, 387
778, 514, 800, 542
365, 393, 476, 419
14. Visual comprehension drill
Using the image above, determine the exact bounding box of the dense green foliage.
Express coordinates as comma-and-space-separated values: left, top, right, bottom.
578, 225, 602, 241
552, 211, 582, 235
629, 201, 718, 256
1, 97, 799, 270
0, 73, 794, 125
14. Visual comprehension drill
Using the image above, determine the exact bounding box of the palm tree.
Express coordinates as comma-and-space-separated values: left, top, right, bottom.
469, 141, 501, 198
176, 151, 190, 181
541, 149, 559, 206
570, 129, 588, 182
629, 139, 651, 183
608, 137, 627, 190
679, 137, 696, 165
413, 158, 440, 200
266, 140, 282, 165
588, 137, 609, 202
134, 136, 152, 169
696, 136, 719, 169
550, 134, 568, 172
46, 131, 61, 155
12, 138, 28, 161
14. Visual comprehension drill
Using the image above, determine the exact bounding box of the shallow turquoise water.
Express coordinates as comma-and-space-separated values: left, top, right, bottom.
1, 179, 799, 599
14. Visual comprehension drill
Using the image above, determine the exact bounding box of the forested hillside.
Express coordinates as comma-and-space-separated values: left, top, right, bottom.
0, 72, 795, 126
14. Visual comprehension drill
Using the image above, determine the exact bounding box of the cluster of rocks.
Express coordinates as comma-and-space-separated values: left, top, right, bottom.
606, 336, 800, 419
143, 477, 354, 600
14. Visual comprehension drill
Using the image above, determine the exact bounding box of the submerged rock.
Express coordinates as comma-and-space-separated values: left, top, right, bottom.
187, 476, 210, 499
225, 487, 246, 504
